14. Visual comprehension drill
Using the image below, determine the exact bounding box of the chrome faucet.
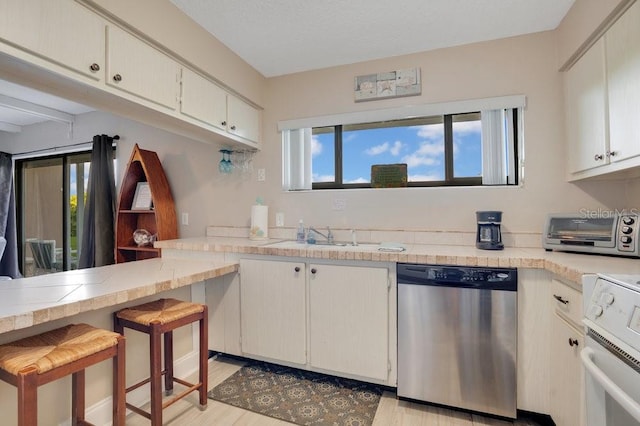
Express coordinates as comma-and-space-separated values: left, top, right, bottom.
309, 227, 334, 244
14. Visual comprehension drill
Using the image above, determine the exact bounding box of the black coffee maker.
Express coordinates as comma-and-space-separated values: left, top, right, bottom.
476, 211, 504, 250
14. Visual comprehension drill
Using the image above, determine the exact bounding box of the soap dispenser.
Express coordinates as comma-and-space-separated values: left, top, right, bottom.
296, 220, 306, 243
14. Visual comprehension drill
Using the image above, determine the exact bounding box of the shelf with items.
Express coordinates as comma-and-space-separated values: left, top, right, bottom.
115, 144, 177, 263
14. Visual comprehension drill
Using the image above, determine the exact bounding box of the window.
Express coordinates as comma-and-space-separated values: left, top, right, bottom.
280, 96, 524, 190
15, 149, 116, 276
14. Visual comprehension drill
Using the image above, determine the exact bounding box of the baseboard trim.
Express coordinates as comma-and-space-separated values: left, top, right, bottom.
59, 349, 201, 426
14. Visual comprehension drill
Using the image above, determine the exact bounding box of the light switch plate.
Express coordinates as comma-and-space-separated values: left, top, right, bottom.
332, 198, 347, 210
257, 168, 266, 181
275, 212, 285, 227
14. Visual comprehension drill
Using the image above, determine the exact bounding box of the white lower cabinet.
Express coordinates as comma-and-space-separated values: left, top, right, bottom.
550, 314, 585, 426
549, 278, 585, 426
517, 269, 553, 414
309, 263, 389, 381
238, 257, 394, 384
239, 258, 306, 364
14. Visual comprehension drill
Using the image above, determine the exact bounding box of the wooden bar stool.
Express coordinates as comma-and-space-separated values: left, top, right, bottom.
0, 323, 125, 426
114, 298, 208, 425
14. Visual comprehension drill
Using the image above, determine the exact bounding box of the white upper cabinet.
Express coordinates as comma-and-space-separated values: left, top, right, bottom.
565, 1, 640, 180
181, 67, 261, 144
227, 95, 261, 144
180, 67, 227, 130
605, 0, 640, 163
565, 38, 608, 174
0, 0, 105, 80
106, 25, 180, 110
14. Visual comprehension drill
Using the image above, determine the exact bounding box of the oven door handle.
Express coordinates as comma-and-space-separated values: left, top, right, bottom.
581, 347, 640, 423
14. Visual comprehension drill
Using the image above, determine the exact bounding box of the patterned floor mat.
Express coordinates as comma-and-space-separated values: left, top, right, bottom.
208, 360, 382, 426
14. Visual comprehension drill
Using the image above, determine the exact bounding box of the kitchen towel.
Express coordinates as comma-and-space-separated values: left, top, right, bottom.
250, 205, 268, 240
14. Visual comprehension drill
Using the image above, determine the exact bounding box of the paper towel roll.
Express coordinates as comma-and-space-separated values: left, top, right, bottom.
250, 205, 269, 240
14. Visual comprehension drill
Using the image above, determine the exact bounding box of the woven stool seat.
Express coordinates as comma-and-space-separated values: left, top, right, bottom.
115, 298, 205, 326
0, 323, 125, 426
0, 323, 120, 375
114, 298, 208, 426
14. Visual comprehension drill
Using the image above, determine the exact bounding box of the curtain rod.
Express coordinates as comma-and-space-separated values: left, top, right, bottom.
11, 134, 120, 157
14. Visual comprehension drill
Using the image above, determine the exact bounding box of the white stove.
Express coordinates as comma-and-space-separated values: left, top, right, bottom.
582, 273, 640, 426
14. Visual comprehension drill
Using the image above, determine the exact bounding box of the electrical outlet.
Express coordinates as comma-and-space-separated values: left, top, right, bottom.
181, 212, 189, 225
276, 212, 285, 227
257, 168, 266, 181
332, 198, 347, 210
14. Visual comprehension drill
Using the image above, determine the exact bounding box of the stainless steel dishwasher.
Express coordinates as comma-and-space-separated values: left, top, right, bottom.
397, 263, 517, 419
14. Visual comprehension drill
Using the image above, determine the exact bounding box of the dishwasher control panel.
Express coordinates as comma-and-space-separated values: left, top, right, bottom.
397, 264, 517, 291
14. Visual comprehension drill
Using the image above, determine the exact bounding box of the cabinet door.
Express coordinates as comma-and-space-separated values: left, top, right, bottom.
240, 258, 306, 364
227, 95, 261, 143
606, 1, 640, 163
517, 269, 552, 413
565, 38, 608, 174
309, 263, 389, 381
0, 0, 105, 80
106, 25, 179, 110
180, 68, 227, 131
550, 315, 584, 426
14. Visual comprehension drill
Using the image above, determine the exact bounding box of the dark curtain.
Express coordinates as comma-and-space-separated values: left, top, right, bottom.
0, 152, 21, 278
78, 135, 116, 268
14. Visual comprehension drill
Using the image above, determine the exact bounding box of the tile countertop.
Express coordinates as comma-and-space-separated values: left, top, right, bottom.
0, 257, 238, 335
156, 236, 640, 285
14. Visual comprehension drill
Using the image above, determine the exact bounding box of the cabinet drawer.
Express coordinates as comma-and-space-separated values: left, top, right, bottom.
551, 279, 583, 326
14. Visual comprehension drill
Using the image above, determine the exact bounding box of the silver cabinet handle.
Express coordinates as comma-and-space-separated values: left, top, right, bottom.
568, 338, 579, 347
594, 154, 604, 161
230, 125, 236, 131
89, 63, 100, 72
113, 74, 122, 82
294, 266, 300, 272
607, 150, 617, 158
221, 121, 227, 126
310, 268, 317, 274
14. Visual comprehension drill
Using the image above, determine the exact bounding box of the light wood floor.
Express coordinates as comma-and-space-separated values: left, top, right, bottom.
124, 356, 543, 426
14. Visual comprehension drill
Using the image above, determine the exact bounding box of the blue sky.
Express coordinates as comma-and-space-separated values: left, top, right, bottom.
312, 121, 482, 183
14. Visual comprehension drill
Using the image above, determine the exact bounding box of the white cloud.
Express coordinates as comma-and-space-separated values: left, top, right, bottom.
401, 140, 444, 167
345, 177, 369, 184
365, 142, 390, 156
344, 133, 357, 143
390, 140, 403, 156
311, 135, 323, 157
409, 173, 442, 181
365, 140, 404, 156
415, 124, 444, 140
453, 120, 481, 134
313, 173, 334, 182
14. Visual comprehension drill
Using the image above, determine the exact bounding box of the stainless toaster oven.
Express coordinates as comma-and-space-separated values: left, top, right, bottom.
543, 212, 640, 257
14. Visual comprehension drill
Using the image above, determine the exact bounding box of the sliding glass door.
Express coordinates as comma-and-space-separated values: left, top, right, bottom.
16, 152, 91, 276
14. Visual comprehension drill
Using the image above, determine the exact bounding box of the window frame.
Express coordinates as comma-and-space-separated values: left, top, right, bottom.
312, 112, 490, 190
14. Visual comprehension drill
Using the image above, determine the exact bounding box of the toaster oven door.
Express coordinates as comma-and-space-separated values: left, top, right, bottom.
545, 216, 617, 247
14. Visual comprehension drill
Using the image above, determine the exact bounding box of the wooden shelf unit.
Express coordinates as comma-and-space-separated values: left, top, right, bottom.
115, 144, 177, 263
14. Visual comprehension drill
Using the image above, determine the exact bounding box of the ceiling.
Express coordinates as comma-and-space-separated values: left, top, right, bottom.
1, 0, 575, 135
169, 0, 575, 77
0, 79, 93, 135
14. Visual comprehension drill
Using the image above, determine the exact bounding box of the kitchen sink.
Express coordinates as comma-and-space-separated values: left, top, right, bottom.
263, 240, 381, 250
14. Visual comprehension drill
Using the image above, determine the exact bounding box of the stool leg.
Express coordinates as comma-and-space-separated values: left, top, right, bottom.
150, 322, 163, 426
71, 370, 86, 425
199, 308, 209, 407
17, 367, 38, 426
163, 330, 174, 395
113, 335, 126, 426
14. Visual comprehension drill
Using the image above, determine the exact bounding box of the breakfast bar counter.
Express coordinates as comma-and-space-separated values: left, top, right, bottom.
0, 257, 238, 336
